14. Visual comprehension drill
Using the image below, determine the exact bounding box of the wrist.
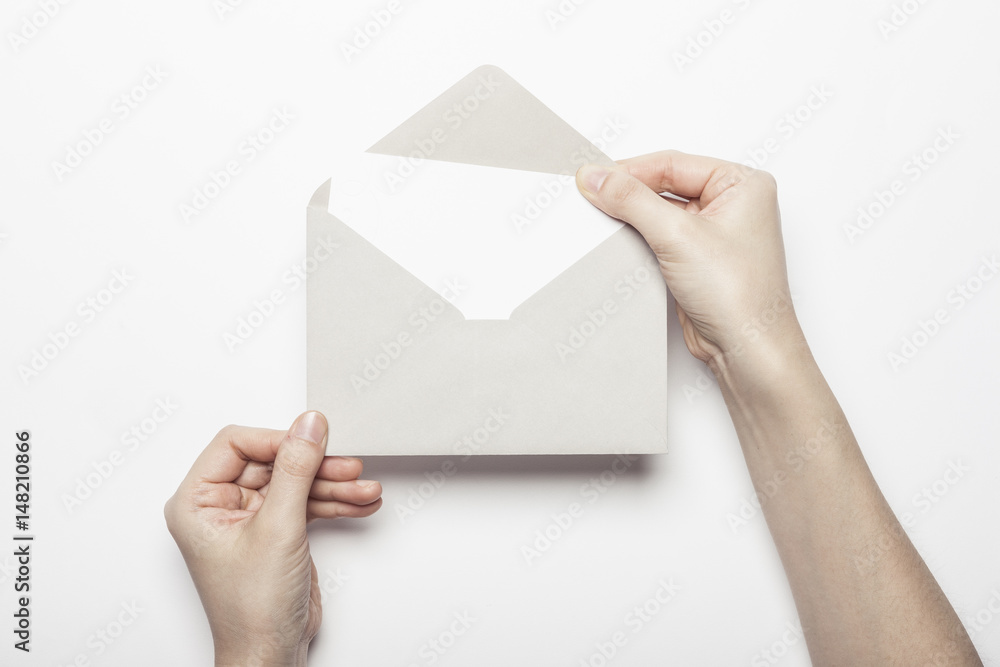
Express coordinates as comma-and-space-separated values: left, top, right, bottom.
706, 314, 855, 475
215, 640, 309, 667
708, 315, 815, 405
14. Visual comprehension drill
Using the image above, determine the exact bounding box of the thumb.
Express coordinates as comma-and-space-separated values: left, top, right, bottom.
575, 163, 687, 247
259, 411, 327, 532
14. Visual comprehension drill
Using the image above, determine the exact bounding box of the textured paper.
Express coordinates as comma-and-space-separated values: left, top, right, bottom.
307, 65, 667, 455
368, 65, 616, 176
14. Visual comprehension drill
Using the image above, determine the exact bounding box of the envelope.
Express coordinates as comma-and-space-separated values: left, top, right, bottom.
306, 65, 668, 455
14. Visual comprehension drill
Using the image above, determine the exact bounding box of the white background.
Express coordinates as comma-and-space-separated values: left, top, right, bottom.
2, 0, 999, 665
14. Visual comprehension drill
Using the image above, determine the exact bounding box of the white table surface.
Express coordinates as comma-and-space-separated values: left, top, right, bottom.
2, 0, 998, 664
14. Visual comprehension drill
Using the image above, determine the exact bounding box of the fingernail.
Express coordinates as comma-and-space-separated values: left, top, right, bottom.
355, 479, 380, 489
292, 411, 326, 444
578, 164, 610, 194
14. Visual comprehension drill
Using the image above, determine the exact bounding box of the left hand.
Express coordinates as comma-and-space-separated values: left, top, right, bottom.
164, 411, 383, 666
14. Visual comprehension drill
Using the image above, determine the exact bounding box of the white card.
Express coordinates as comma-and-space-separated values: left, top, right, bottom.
327, 152, 623, 320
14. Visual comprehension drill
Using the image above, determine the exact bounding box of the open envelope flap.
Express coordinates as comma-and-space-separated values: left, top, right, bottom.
368, 64, 616, 176
307, 181, 668, 456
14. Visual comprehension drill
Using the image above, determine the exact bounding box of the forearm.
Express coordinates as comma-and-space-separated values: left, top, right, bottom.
710, 322, 980, 666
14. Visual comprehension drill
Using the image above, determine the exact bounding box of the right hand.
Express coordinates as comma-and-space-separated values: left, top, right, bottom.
576, 150, 802, 365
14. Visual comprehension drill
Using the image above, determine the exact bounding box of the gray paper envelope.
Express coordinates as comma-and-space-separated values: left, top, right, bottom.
307, 65, 667, 455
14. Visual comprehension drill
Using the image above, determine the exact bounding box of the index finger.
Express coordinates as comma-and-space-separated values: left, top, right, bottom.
182, 424, 288, 487
617, 150, 747, 206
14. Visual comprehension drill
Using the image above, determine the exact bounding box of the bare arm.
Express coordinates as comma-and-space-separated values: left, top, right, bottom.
576, 151, 981, 665
713, 318, 978, 665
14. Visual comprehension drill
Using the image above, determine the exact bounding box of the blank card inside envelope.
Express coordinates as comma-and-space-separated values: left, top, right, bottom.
307, 65, 668, 456
326, 154, 623, 320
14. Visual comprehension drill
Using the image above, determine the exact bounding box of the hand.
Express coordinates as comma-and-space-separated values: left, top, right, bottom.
164, 412, 383, 666
576, 153, 983, 665
576, 151, 802, 365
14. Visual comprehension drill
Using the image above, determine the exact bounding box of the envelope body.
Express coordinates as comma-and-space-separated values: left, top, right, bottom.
307, 64, 667, 456
306, 180, 668, 456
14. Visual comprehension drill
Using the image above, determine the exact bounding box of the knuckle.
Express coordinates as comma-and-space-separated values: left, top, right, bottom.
278, 441, 318, 478
314, 501, 343, 519
214, 423, 240, 442
605, 173, 646, 207
717, 166, 747, 190
189, 484, 216, 507
659, 150, 679, 184
163, 497, 176, 529
752, 168, 778, 192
